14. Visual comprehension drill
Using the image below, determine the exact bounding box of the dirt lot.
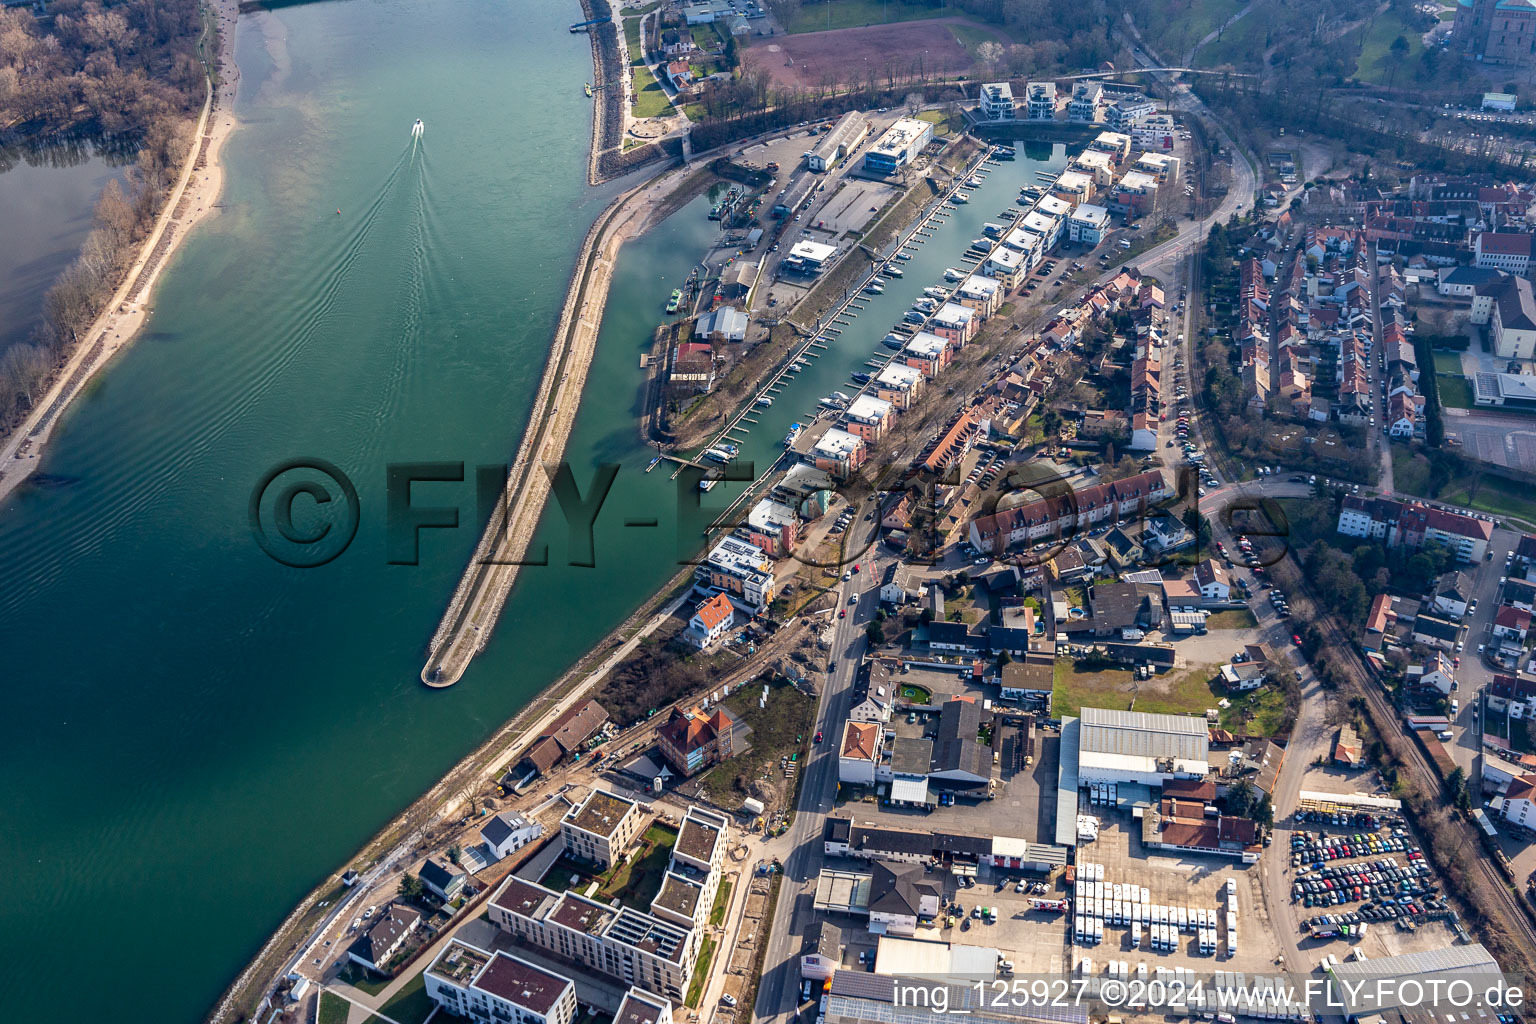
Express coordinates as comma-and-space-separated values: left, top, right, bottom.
742, 20, 985, 91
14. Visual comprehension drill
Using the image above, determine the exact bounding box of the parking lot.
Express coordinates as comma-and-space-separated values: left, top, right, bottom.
1065, 806, 1280, 975
837, 702, 1060, 845
1270, 804, 1465, 962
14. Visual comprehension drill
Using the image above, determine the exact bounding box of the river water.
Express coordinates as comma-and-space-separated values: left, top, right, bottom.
0, 0, 1068, 1014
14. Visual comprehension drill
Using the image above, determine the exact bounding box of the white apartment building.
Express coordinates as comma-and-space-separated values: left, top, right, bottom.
980, 82, 1015, 121
490, 878, 701, 1001
1025, 81, 1058, 119
425, 944, 578, 1024
561, 789, 641, 868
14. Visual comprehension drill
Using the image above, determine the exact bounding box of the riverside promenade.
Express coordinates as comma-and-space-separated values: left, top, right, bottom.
421, 165, 691, 687
0, 0, 239, 504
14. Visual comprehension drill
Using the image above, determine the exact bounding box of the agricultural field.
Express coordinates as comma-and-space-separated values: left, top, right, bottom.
744, 19, 975, 90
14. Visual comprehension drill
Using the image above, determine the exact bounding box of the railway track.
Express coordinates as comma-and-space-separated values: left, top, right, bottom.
1253, 521, 1536, 977
1176, 236, 1536, 976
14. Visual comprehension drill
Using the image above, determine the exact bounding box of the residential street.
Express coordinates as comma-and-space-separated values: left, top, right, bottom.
751, 70, 1258, 1020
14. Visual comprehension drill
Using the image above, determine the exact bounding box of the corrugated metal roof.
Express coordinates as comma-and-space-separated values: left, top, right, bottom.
1331, 943, 1498, 981
1078, 706, 1209, 761
1055, 717, 1082, 847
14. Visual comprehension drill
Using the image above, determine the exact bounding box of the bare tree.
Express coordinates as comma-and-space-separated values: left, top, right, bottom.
976, 40, 1004, 78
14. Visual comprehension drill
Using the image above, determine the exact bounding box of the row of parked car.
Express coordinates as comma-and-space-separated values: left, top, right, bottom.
1288, 828, 1416, 864
1292, 858, 1435, 908
1293, 808, 1397, 828
1305, 891, 1447, 929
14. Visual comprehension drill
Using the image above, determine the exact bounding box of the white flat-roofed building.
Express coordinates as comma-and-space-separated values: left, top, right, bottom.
843, 394, 895, 441
1134, 151, 1181, 185
902, 332, 951, 376
874, 362, 925, 409
487, 880, 702, 1002
784, 240, 837, 273
613, 989, 674, 1024
979, 82, 1015, 121
1131, 113, 1176, 149
1052, 170, 1095, 203
1021, 209, 1064, 249
806, 110, 870, 172
744, 497, 799, 558
863, 118, 933, 174
954, 274, 1002, 316
1109, 169, 1158, 215
1106, 97, 1156, 130
1068, 81, 1105, 122
1068, 204, 1110, 246
1024, 80, 1058, 119
652, 804, 728, 928
696, 533, 777, 610
1072, 148, 1115, 186
982, 246, 1026, 288
812, 428, 867, 478
1000, 224, 1040, 255
1089, 130, 1133, 164
562, 789, 641, 868
1037, 194, 1072, 219
873, 936, 1002, 982
931, 302, 978, 347
424, 944, 578, 1024
1074, 706, 1210, 786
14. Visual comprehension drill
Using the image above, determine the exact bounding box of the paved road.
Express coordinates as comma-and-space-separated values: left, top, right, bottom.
753, 508, 886, 1024
751, 81, 1258, 1022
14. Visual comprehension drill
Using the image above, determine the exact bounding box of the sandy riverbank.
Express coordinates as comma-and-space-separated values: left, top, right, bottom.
0, 0, 241, 505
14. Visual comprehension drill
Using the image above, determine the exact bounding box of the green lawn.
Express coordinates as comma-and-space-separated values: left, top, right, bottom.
337, 962, 392, 996
710, 879, 734, 926
319, 992, 350, 1024
691, 23, 720, 50
1206, 608, 1258, 631
1053, 659, 1221, 717
1199, 7, 1270, 69
1139, 0, 1244, 64
1053, 659, 1135, 717
605, 825, 678, 909
1390, 446, 1433, 499
1440, 473, 1536, 528
1438, 374, 1474, 410
1219, 685, 1289, 737
899, 684, 931, 704
914, 108, 965, 137
378, 970, 437, 1024
686, 936, 719, 1007
1353, 10, 1426, 85
946, 21, 1004, 55
1392, 447, 1536, 527
1433, 352, 1465, 375
1130, 665, 1225, 716
786, 0, 955, 34
631, 65, 677, 119
623, 16, 644, 64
